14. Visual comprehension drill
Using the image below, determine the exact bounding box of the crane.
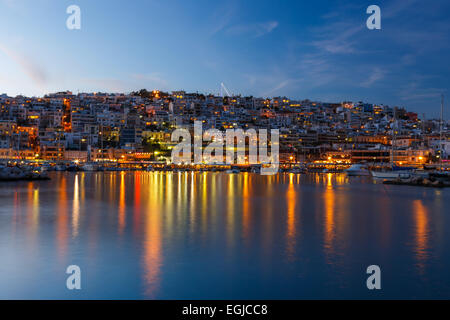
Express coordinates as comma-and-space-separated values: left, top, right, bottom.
220, 83, 232, 97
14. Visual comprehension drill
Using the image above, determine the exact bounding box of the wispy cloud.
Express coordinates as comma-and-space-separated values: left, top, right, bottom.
1, 0, 16, 8
0, 43, 47, 89
82, 78, 130, 93
310, 23, 364, 54
264, 79, 291, 96
399, 81, 445, 101
83, 73, 169, 93
383, 0, 421, 19
225, 21, 279, 38
132, 73, 169, 89
361, 67, 387, 88
207, 1, 237, 37
243, 67, 297, 97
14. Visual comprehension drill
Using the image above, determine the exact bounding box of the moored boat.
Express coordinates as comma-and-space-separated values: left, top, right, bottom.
55, 164, 66, 171
81, 163, 98, 172
345, 164, 370, 176
371, 166, 415, 180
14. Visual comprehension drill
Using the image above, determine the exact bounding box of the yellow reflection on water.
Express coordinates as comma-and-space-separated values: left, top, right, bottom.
242, 173, 250, 241
190, 172, 197, 234
133, 172, 141, 235
72, 175, 80, 238
286, 173, 296, 259
202, 172, 208, 230
143, 172, 162, 298
413, 200, 429, 275
57, 175, 68, 260
227, 173, 235, 248
118, 172, 126, 235
32, 186, 39, 215
25, 182, 40, 250
165, 173, 173, 237
324, 174, 335, 256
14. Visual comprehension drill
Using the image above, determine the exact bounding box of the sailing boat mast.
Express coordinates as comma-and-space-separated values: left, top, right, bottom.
440, 94, 444, 171
391, 107, 396, 165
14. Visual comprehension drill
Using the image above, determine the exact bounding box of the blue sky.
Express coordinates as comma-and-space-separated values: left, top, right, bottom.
0, 0, 449, 117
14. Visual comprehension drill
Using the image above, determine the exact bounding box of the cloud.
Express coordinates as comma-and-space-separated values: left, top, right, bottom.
207, 1, 236, 37
1, 0, 16, 8
399, 81, 445, 101
264, 79, 291, 96
225, 21, 279, 38
0, 43, 47, 89
361, 67, 386, 88
310, 23, 363, 54
243, 68, 297, 97
383, 0, 421, 19
132, 73, 169, 89
82, 78, 130, 93
82, 73, 169, 93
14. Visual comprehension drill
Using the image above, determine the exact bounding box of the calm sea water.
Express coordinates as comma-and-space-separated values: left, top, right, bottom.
0, 172, 448, 299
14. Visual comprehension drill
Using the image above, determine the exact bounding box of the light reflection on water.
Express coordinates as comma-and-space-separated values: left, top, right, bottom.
0, 172, 449, 299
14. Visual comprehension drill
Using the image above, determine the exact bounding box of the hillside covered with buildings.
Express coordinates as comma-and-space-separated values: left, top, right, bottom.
0, 90, 448, 166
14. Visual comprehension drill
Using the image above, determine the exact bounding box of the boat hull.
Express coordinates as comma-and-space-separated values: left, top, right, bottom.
346, 170, 370, 176
371, 171, 412, 179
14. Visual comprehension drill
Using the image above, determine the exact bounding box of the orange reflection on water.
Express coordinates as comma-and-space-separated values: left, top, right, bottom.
72, 175, 80, 238
12, 191, 19, 234
133, 172, 142, 235
165, 173, 174, 238
118, 172, 126, 235
25, 183, 36, 245
57, 176, 68, 260
26, 183, 33, 236
324, 174, 335, 255
286, 173, 296, 259
413, 200, 429, 275
189, 172, 197, 234
242, 173, 250, 241
226, 173, 235, 248
143, 173, 162, 298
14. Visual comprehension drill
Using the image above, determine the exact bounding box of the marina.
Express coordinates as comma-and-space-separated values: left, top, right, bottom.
1, 171, 449, 299
1, 159, 449, 187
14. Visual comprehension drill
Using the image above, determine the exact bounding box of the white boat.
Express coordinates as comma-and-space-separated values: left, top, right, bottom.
226, 169, 240, 174
55, 164, 66, 171
81, 163, 97, 172
371, 170, 413, 180
346, 164, 370, 176
250, 166, 261, 174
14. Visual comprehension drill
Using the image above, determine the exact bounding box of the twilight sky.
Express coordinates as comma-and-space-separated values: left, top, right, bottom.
0, 0, 449, 117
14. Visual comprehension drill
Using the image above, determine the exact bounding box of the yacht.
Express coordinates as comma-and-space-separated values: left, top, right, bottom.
81, 163, 97, 172
67, 163, 79, 172
345, 164, 370, 176
55, 164, 66, 171
226, 168, 240, 174
371, 168, 413, 180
